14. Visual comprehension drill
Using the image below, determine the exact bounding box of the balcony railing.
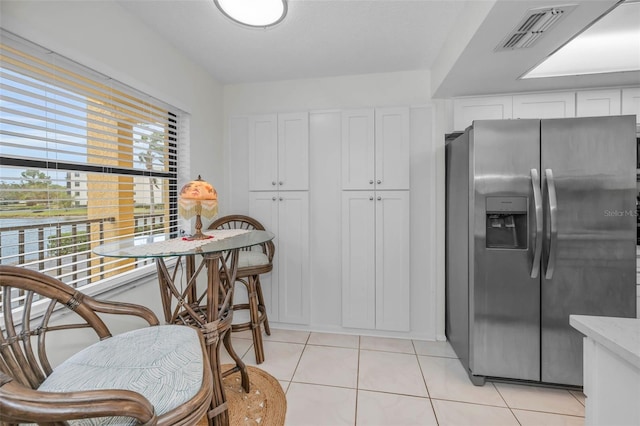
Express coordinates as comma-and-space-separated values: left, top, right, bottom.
0, 214, 166, 288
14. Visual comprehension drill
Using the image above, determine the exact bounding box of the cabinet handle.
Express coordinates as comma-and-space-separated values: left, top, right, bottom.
377, 179, 382, 184
377, 196, 382, 201
272, 181, 276, 186
369, 180, 374, 184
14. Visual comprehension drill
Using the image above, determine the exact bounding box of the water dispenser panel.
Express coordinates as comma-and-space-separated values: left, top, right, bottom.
486, 197, 527, 249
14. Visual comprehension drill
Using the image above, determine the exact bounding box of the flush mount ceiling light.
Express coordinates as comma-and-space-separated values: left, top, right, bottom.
214, 0, 287, 28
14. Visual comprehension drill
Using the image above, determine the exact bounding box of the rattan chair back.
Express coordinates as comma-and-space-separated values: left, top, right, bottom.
0, 265, 213, 425
207, 215, 274, 364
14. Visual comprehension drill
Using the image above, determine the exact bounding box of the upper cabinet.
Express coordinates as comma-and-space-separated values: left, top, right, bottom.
375, 108, 410, 190
576, 90, 621, 117
453, 88, 640, 131
622, 88, 640, 125
453, 96, 513, 131
249, 112, 309, 191
341, 109, 374, 190
341, 107, 410, 190
512, 92, 575, 119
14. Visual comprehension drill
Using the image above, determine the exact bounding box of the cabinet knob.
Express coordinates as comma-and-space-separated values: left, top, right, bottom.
279, 181, 283, 186
279, 197, 283, 201
377, 196, 382, 201
369, 196, 374, 201
272, 181, 276, 186
369, 180, 374, 184
377, 179, 382, 184
272, 197, 277, 201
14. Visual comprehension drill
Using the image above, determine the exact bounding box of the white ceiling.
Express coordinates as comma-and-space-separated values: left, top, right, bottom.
116, 0, 640, 98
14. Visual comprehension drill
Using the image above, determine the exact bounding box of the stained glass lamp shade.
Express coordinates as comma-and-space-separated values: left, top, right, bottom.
178, 175, 218, 240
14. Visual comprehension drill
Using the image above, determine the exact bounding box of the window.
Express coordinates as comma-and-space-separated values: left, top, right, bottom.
0, 31, 180, 292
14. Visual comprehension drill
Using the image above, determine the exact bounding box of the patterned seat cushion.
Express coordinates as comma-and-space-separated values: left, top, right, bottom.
238, 250, 269, 268
38, 325, 204, 425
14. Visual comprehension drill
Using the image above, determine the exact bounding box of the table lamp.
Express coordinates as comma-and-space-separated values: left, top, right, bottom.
179, 175, 218, 240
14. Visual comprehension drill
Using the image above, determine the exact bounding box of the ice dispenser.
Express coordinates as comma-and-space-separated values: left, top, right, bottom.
486, 197, 527, 249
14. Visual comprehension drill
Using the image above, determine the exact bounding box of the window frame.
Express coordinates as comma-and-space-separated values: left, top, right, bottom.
0, 31, 182, 298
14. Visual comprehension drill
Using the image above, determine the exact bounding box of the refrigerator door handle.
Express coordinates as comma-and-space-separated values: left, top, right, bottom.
530, 168, 543, 278
544, 168, 558, 279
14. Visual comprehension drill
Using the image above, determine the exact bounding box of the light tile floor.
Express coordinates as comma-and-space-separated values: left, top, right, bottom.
221, 328, 585, 426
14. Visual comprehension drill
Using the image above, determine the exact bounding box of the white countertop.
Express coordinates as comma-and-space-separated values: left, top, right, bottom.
570, 315, 640, 369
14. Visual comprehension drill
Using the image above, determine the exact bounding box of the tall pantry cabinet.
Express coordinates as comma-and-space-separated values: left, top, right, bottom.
341, 107, 411, 331
244, 112, 310, 325
227, 106, 417, 333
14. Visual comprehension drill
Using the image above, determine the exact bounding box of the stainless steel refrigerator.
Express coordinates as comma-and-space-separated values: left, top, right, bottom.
445, 115, 637, 387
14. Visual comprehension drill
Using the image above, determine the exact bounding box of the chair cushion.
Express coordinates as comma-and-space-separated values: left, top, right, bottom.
238, 250, 270, 268
38, 325, 204, 425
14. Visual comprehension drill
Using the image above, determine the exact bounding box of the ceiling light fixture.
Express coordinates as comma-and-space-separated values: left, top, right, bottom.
522, 0, 640, 78
214, 0, 287, 28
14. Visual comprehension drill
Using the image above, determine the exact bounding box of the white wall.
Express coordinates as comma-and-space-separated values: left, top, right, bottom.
1, 0, 225, 322
224, 70, 431, 115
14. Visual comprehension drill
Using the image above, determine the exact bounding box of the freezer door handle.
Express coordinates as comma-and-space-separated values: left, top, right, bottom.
530, 169, 543, 278
544, 168, 558, 279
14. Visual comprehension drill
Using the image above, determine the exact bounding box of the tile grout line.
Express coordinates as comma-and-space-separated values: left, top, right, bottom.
354, 335, 361, 426
493, 383, 524, 426
290, 332, 312, 384
413, 340, 440, 426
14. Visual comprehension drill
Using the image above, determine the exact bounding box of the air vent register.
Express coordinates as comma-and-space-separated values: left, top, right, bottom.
496, 5, 577, 51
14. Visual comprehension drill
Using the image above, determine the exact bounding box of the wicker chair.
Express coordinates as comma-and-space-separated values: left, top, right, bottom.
208, 215, 275, 364
0, 265, 213, 425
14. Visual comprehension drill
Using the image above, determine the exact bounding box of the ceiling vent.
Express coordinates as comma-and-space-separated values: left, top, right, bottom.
496, 5, 577, 51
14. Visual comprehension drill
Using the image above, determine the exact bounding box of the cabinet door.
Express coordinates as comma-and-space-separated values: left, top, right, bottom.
249, 191, 280, 320
513, 92, 576, 119
341, 191, 376, 329
278, 112, 309, 191
277, 191, 310, 324
375, 107, 410, 190
249, 115, 278, 191
576, 90, 621, 117
622, 88, 640, 125
375, 191, 410, 332
342, 109, 375, 190
453, 96, 513, 131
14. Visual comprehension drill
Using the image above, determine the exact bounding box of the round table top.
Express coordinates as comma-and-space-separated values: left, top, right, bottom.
93, 229, 274, 259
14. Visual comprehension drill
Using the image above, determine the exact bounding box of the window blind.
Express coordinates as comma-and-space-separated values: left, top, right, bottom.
0, 31, 180, 291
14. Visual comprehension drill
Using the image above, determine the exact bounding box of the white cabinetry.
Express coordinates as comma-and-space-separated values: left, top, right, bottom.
622, 88, 640, 125
576, 90, 621, 117
513, 92, 576, 119
453, 88, 640, 132
341, 106, 411, 331
341, 190, 410, 331
342, 107, 409, 190
232, 112, 310, 326
249, 191, 309, 325
249, 112, 309, 191
570, 315, 640, 426
453, 96, 513, 131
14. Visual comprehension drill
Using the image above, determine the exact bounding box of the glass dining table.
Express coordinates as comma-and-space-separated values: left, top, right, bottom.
94, 229, 275, 426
